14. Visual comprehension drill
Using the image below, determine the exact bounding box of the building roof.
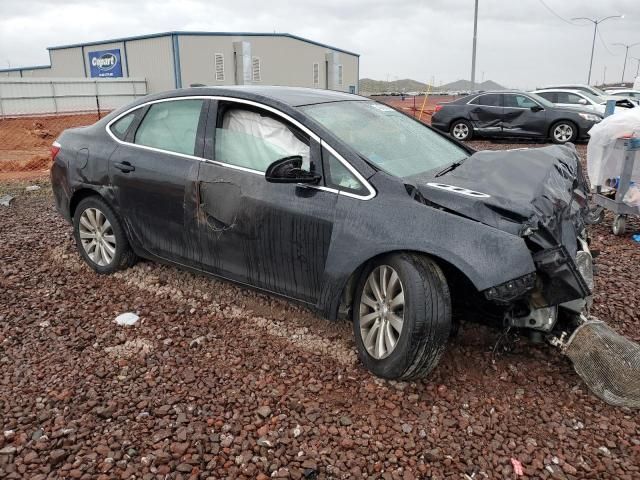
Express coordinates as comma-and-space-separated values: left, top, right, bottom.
47, 31, 359, 57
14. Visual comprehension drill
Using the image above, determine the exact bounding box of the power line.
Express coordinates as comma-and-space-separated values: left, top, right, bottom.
537, 0, 578, 25
597, 27, 618, 56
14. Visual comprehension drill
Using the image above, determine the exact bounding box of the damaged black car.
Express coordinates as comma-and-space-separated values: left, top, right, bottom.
51, 86, 594, 380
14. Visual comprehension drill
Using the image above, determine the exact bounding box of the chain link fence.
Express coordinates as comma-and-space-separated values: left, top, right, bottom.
0, 78, 147, 177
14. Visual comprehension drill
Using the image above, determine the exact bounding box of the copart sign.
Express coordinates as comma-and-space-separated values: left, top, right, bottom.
88, 49, 123, 78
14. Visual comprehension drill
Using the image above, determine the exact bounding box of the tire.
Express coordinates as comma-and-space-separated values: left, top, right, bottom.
352, 253, 451, 380
73, 196, 137, 274
550, 121, 578, 144
449, 119, 473, 141
612, 215, 626, 236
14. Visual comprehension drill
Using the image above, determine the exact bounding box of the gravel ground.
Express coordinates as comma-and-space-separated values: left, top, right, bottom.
1, 141, 639, 479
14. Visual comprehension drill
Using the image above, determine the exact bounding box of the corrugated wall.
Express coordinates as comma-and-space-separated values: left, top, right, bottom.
49, 48, 85, 77
126, 36, 175, 92
0, 77, 147, 117
178, 35, 359, 93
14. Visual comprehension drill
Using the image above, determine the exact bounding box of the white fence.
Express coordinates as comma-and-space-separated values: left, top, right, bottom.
0, 77, 148, 117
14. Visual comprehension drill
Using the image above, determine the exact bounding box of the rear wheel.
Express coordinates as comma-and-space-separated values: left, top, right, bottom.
450, 120, 473, 141
550, 121, 577, 144
73, 196, 137, 274
352, 254, 451, 380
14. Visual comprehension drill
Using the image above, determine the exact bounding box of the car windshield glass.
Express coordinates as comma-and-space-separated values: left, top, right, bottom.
527, 92, 555, 108
300, 101, 468, 177
589, 86, 608, 96
580, 91, 603, 104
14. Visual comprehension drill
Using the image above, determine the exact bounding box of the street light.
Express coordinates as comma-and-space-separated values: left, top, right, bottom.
470, 0, 479, 91
633, 57, 640, 79
572, 14, 624, 85
612, 42, 640, 83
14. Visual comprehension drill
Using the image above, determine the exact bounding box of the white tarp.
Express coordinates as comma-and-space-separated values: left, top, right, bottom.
586, 108, 640, 189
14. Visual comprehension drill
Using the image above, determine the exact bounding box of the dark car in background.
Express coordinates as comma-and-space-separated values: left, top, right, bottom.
50, 86, 594, 381
431, 90, 602, 144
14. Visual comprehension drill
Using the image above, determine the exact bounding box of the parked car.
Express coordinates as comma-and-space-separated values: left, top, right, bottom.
603, 89, 640, 104
541, 84, 636, 109
51, 86, 593, 380
431, 90, 602, 143
532, 88, 621, 115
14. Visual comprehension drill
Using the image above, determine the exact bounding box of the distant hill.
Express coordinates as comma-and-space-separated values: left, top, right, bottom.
359, 78, 432, 94
437, 79, 506, 91
359, 77, 506, 94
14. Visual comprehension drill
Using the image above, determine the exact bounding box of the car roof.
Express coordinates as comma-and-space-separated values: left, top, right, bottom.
533, 88, 587, 94
151, 85, 368, 107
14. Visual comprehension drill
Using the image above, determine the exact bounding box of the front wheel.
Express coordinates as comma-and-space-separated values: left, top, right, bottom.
352, 254, 451, 380
550, 121, 578, 144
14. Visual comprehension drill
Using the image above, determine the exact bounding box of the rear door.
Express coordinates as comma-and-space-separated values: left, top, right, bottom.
197, 99, 338, 303
502, 93, 546, 138
467, 93, 503, 135
555, 91, 597, 112
108, 98, 207, 267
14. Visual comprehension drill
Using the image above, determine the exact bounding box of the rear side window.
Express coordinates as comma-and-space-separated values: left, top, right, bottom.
470, 94, 502, 106
537, 92, 557, 103
557, 92, 584, 104
110, 111, 136, 140
134, 99, 204, 155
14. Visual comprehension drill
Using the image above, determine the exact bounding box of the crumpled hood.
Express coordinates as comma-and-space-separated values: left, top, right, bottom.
410, 144, 589, 255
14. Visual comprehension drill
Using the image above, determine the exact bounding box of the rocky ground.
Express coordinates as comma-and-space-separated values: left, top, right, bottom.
1, 142, 639, 479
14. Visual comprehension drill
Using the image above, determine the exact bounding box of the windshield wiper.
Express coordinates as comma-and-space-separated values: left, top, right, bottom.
434, 157, 468, 177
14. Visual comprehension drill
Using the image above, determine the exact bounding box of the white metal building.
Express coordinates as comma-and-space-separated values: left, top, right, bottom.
0, 31, 360, 94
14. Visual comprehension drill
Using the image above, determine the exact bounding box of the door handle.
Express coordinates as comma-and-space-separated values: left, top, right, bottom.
113, 161, 135, 173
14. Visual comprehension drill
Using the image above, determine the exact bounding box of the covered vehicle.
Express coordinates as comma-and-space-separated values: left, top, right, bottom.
431, 90, 602, 143
51, 86, 594, 380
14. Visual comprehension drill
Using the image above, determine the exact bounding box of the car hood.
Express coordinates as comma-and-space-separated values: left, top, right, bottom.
409, 144, 590, 256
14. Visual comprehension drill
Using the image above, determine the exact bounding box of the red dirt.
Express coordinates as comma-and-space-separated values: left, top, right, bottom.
0, 114, 100, 179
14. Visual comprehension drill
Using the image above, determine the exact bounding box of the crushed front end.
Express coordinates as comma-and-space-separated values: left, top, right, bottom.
482, 144, 594, 334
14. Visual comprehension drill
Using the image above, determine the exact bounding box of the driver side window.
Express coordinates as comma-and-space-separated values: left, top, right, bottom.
214, 105, 311, 173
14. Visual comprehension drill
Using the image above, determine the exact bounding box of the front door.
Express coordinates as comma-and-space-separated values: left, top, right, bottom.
109, 98, 207, 267
502, 93, 546, 137
197, 100, 337, 303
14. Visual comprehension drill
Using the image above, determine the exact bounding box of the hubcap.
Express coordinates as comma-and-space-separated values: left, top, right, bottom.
453, 123, 469, 139
359, 265, 405, 359
554, 124, 573, 142
79, 208, 116, 266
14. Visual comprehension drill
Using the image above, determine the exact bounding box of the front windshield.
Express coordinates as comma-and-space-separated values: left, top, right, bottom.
301, 101, 468, 177
527, 92, 555, 108
581, 90, 605, 104
588, 86, 608, 96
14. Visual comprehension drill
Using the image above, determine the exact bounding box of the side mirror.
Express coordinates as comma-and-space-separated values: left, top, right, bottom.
265, 155, 321, 184
530, 105, 544, 112
578, 98, 588, 105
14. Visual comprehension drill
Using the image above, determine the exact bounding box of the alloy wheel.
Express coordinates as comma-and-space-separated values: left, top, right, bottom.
78, 207, 116, 266
452, 123, 469, 139
553, 124, 573, 142
359, 265, 405, 359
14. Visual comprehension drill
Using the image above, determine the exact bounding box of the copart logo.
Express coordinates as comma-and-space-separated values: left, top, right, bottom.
91, 53, 118, 71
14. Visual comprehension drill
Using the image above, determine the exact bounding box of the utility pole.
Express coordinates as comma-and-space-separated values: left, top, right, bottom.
635, 57, 640, 79
603, 65, 607, 86
613, 42, 640, 83
471, 0, 479, 91
572, 15, 624, 84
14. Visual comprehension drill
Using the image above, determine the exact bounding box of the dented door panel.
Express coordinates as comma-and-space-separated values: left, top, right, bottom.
197, 163, 337, 302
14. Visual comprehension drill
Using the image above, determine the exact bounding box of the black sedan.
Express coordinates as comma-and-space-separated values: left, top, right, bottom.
51, 86, 594, 380
431, 90, 602, 144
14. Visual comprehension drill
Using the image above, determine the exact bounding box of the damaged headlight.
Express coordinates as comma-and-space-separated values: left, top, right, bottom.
484, 272, 536, 304
578, 113, 602, 122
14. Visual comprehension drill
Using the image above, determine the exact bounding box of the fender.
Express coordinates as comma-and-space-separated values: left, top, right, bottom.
318, 173, 535, 319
